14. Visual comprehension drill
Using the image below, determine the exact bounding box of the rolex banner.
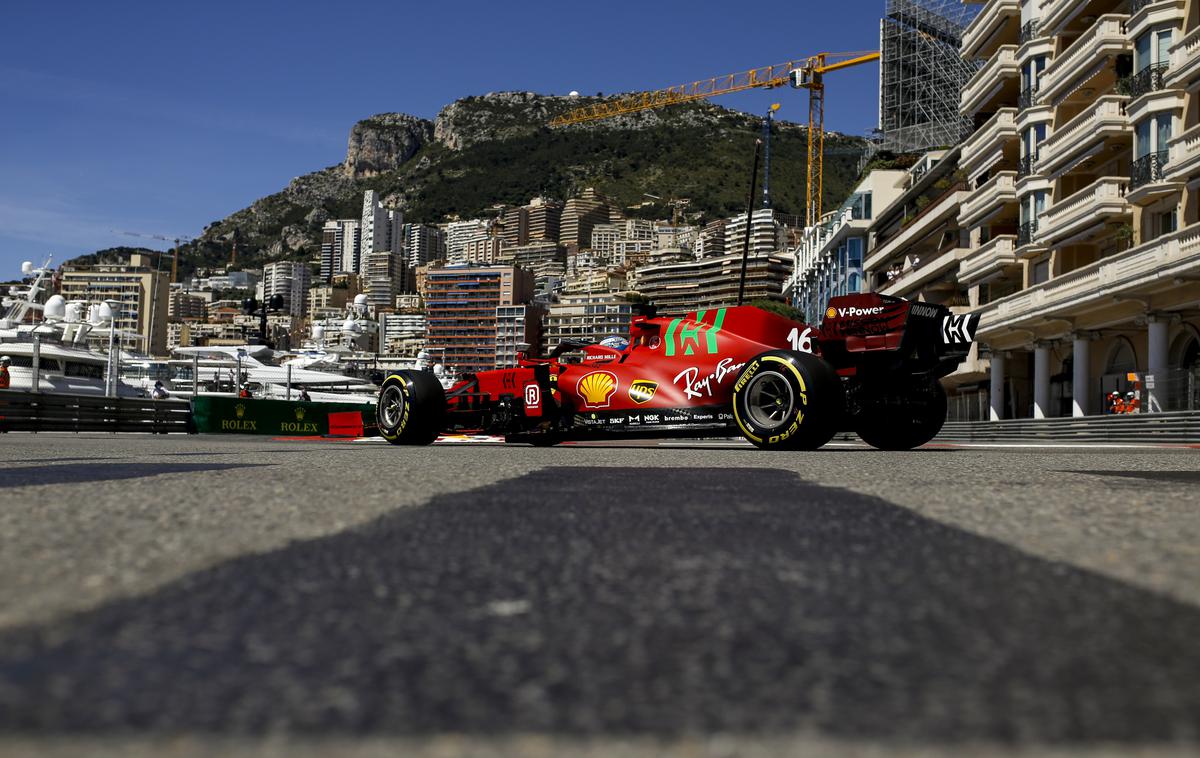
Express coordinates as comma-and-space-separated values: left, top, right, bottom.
190, 396, 373, 436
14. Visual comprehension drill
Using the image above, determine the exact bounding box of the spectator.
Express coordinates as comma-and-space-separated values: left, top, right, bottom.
298, 387, 311, 402
151, 380, 170, 400
239, 383, 253, 399
0, 356, 10, 389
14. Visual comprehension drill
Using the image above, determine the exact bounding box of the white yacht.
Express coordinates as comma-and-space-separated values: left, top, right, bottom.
0, 260, 143, 397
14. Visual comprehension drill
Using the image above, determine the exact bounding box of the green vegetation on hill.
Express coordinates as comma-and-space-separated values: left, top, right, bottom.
122, 96, 867, 278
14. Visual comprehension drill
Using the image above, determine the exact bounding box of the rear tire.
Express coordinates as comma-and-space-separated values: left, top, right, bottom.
732, 350, 842, 450
377, 371, 445, 445
856, 380, 946, 450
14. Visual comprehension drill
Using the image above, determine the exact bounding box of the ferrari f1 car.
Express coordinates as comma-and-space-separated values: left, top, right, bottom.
376, 293, 979, 450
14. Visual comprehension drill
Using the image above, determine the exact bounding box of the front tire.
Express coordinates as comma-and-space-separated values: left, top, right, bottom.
855, 380, 947, 450
377, 371, 445, 445
732, 350, 842, 450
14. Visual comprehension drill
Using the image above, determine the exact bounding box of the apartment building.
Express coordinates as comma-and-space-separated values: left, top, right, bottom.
319, 219, 361, 282
591, 219, 655, 263
505, 241, 568, 289
559, 188, 615, 248
444, 220, 490, 264
168, 321, 245, 350
364, 250, 410, 311
59, 253, 170, 355
360, 191, 403, 278
496, 304, 545, 368
381, 312, 426, 355
636, 251, 793, 315
405, 223, 446, 269
261, 260, 311, 318
168, 291, 208, 321
723, 208, 788, 257
788, 169, 908, 323
499, 205, 530, 247
695, 219, 728, 258
541, 294, 635, 355
525, 196, 563, 242
423, 265, 536, 373
957, 0, 1200, 419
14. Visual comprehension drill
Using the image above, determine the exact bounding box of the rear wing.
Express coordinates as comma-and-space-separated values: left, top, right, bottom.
817, 294, 979, 377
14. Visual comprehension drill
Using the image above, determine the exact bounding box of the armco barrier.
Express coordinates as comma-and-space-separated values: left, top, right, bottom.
190, 395, 373, 436
935, 411, 1200, 444
0, 390, 193, 433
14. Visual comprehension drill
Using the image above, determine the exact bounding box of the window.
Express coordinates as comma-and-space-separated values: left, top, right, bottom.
1022, 56, 1046, 90
1136, 113, 1173, 157
1156, 209, 1178, 237
1135, 28, 1174, 71
1031, 258, 1050, 284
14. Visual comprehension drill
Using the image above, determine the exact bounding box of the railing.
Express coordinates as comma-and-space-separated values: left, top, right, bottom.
959, 172, 1016, 226
959, 234, 1018, 283
1037, 177, 1128, 241
0, 390, 193, 433
1018, 152, 1039, 178
961, 45, 1018, 114
1018, 85, 1037, 110
1166, 124, 1200, 179
1018, 220, 1038, 247
1130, 0, 1158, 15
1037, 96, 1128, 172
1019, 19, 1040, 45
937, 410, 1200, 442
1131, 150, 1170, 189
1120, 62, 1170, 99
960, 108, 1017, 171
1168, 26, 1200, 85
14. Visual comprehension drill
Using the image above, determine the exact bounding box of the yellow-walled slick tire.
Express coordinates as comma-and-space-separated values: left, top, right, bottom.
732, 350, 842, 451
377, 371, 445, 445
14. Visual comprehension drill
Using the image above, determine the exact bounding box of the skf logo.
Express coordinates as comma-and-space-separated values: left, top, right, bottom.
831, 305, 885, 318
825, 306, 837, 319
577, 371, 618, 408
628, 380, 657, 404
235, 403, 245, 418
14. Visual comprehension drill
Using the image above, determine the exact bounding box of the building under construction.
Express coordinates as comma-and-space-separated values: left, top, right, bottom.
876, 0, 980, 154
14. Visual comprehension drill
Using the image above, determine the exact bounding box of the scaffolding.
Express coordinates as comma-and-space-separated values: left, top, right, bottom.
876, 0, 982, 156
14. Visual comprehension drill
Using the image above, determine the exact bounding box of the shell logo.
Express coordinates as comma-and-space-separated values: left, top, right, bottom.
825, 306, 838, 319
577, 370, 618, 408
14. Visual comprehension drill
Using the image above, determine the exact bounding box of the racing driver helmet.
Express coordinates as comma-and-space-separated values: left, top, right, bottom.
599, 335, 629, 352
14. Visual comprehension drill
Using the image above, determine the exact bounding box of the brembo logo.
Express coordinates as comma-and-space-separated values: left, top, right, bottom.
830, 306, 885, 318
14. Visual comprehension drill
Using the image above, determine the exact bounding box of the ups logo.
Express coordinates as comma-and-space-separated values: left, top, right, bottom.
628, 380, 657, 404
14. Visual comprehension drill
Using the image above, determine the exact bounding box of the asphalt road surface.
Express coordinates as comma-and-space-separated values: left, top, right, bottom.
0, 433, 1197, 757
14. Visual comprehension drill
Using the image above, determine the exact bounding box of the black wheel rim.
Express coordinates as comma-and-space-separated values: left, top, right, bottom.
379, 384, 406, 430
744, 370, 794, 430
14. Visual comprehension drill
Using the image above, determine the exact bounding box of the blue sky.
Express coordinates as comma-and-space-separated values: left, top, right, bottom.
0, 0, 886, 273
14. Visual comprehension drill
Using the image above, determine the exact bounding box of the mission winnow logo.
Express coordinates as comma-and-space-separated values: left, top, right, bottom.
826, 305, 885, 319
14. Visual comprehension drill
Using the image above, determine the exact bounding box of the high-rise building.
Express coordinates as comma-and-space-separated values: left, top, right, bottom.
499, 205, 530, 247
695, 219, 728, 258
261, 260, 312, 318
591, 219, 656, 265
59, 253, 170, 355
365, 251, 409, 311
636, 251, 793, 315
168, 291, 208, 321
424, 265, 535, 373
445, 220, 491, 264
360, 190, 403, 278
559, 188, 612, 248
381, 312, 426, 355
405, 223, 446, 269
525, 196, 563, 242
723, 208, 787, 257
320, 219, 362, 282
506, 241, 568, 289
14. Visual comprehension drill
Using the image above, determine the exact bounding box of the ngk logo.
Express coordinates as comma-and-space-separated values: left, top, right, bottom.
831, 305, 885, 318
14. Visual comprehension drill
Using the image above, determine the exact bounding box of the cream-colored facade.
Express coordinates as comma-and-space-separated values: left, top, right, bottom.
59, 253, 170, 356
957, 0, 1200, 418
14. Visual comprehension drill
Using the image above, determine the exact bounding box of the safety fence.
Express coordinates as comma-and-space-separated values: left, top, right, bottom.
0, 390, 193, 434
936, 410, 1200, 444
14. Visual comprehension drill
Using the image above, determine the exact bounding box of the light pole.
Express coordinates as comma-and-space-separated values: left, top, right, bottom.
104, 299, 121, 397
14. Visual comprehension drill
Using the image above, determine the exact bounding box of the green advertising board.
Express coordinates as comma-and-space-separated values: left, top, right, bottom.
191, 396, 373, 436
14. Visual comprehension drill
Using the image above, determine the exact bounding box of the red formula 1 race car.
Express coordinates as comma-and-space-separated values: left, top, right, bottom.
376, 293, 979, 450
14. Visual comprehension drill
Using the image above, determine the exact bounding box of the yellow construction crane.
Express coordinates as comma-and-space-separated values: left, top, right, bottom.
550, 51, 880, 226
114, 230, 192, 283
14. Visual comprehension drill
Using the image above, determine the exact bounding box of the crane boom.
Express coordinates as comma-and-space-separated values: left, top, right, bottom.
549, 51, 880, 227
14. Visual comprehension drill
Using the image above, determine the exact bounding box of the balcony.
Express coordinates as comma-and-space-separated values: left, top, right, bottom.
1119, 62, 1171, 100
976, 227, 1200, 338
1018, 19, 1040, 46
1017, 220, 1039, 248
958, 171, 1017, 228
960, 45, 1019, 117
1036, 95, 1130, 178
1165, 124, 1200, 185
1017, 152, 1038, 179
1037, 15, 1130, 108
879, 246, 970, 298
960, 108, 1017, 176
1128, 0, 1185, 40
961, 0, 1021, 59
865, 187, 969, 273
1036, 177, 1131, 246
1166, 26, 1200, 89
960, 235, 1019, 284
1127, 149, 1184, 204
1017, 85, 1038, 111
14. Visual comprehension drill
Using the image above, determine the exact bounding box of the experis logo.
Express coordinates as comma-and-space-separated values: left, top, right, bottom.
829, 305, 885, 318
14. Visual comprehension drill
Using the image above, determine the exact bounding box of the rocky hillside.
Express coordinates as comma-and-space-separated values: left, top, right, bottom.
165, 92, 868, 276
